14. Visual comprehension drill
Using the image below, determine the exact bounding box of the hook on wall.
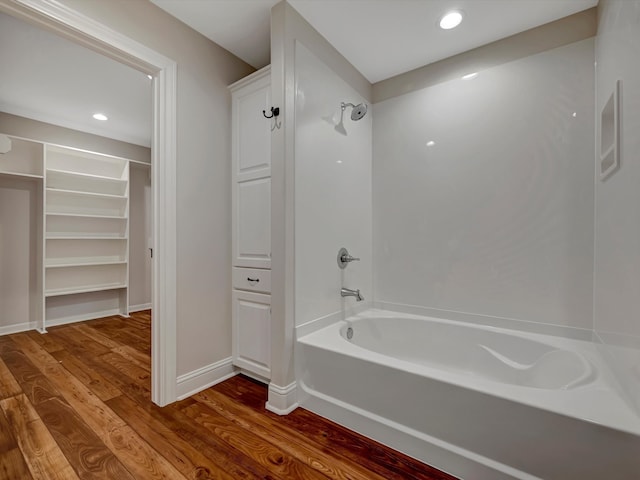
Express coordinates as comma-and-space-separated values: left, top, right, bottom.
263, 106, 281, 130
262, 106, 279, 118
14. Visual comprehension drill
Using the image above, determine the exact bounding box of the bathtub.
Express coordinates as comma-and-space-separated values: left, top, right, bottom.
296, 309, 640, 480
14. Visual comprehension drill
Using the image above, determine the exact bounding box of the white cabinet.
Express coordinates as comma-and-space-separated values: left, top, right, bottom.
230, 66, 272, 380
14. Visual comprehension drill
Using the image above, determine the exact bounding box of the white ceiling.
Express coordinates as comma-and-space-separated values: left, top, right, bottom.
0, 1, 598, 149
151, 0, 598, 83
0, 12, 152, 147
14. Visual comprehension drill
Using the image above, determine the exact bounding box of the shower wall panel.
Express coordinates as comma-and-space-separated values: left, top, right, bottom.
373, 39, 595, 330
594, 0, 640, 415
294, 42, 373, 327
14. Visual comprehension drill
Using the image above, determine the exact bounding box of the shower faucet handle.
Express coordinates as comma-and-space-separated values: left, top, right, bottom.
337, 247, 360, 269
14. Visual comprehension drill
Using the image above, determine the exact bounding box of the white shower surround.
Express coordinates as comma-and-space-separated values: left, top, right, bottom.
292, 3, 640, 478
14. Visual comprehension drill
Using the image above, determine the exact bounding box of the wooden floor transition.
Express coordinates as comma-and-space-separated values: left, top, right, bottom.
0, 311, 457, 479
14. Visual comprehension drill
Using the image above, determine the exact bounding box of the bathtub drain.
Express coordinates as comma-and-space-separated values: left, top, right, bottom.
346, 327, 353, 339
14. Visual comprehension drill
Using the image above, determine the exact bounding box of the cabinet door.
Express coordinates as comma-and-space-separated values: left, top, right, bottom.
235, 177, 270, 268
231, 68, 272, 268
232, 290, 270, 379
233, 75, 271, 180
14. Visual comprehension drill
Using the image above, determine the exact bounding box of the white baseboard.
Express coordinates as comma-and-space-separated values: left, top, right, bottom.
129, 303, 152, 313
0, 322, 37, 336
176, 357, 238, 400
266, 380, 299, 415
45, 308, 125, 328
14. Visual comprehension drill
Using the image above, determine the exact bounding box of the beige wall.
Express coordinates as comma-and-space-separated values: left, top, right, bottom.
54, 0, 255, 376
129, 163, 152, 309
0, 176, 40, 331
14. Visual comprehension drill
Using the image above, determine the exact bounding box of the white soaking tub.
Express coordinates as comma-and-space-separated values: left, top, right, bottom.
296, 309, 640, 480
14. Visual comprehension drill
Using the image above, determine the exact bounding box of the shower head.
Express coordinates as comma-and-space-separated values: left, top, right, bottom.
351, 103, 368, 121
341, 102, 368, 121
335, 101, 367, 135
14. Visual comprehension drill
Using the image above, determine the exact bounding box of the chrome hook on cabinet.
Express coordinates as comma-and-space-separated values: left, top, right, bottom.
262, 106, 281, 130
337, 247, 360, 269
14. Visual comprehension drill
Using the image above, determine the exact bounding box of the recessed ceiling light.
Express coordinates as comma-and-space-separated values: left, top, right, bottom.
92, 113, 108, 121
462, 72, 478, 80
439, 10, 463, 30
426, 140, 436, 147
147, 75, 153, 80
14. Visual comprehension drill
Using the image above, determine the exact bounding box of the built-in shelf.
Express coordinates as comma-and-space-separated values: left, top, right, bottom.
45, 283, 127, 297
0, 170, 44, 180
0, 136, 43, 178
46, 188, 127, 217
46, 212, 127, 220
47, 168, 128, 183
46, 235, 128, 240
45, 260, 127, 269
45, 187, 127, 200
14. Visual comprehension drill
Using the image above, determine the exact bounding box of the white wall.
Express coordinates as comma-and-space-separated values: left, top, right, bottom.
294, 42, 372, 327
54, 0, 254, 377
594, 0, 640, 414
373, 39, 595, 330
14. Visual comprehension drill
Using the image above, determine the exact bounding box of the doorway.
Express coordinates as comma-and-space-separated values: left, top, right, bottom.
0, 0, 177, 406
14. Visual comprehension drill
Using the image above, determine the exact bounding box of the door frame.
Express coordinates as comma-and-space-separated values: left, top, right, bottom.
0, 0, 178, 406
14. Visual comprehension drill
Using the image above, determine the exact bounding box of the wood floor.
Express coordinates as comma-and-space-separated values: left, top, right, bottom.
0, 311, 457, 480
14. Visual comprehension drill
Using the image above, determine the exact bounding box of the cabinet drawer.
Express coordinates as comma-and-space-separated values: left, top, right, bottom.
233, 267, 271, 293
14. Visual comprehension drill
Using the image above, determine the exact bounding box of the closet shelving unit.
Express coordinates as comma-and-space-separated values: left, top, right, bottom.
44, 144, 130, 325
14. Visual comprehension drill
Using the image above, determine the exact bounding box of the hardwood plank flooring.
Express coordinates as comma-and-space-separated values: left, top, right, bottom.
0, 311, 458, 480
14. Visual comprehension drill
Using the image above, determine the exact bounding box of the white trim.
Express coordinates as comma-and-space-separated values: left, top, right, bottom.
3, 0, 178, 406
228, 65, 270, 93
266, 380, 299, 415
128, 303, 152, 313
0, 322, 37, 336
176, 358, 237, 400
44, 309, 125, 328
